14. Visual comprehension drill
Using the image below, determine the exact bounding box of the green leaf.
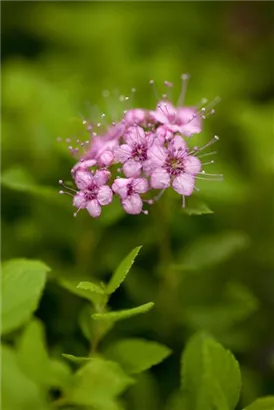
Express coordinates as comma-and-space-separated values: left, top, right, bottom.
59, 277, 104, 306
79, 305, 114, 344
68, 357, 134, 407
181, 332, 241, 410
243, 397, 274, 410
17, 319, 50, 387
106, 246, 142, 295
62, 353, 92, 364
77, 281, 105, 295
48, 358, 72, 391
92, 302, 155, 322
184, 282, 259, 332
180, 231, 249, 270
104, 338, 171, 374
127, 372, 160, 410
183, 196, 213, 216
1, 259, 49, 334
1, 166, 60, 202
1, 344, 46, 410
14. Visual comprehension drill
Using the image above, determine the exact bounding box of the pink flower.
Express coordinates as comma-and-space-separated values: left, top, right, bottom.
146, 135, 201, 196
83, 121, 126, 167
124, 109, 147, 126
150, 101, 202, 137
115, 126, 155, 177
73, 170, 113, 217
112, 177, 149, 214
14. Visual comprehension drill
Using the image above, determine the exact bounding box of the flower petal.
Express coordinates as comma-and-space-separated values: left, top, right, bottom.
172, 173, 195, 196
112, 178, 129, 199
98, 150, 114, 166
124, 109, 146, 126
124, 126, 146, 145
122, 194, 143, 215
184, 156, 201, 175
86, 199, 101, 218
97, 185, 113, 206
123, 159, 142, 178
133, 178, 149, 194
150, 168, 170, 189
72, 159, 96, 175
74, 170, 93, 190
93, 170, 111, 186
177, 107, 202, 136
147, 143, 166, 167
114, 144, 132, 163
168, 135, 187, 154
73, 192, 87, 209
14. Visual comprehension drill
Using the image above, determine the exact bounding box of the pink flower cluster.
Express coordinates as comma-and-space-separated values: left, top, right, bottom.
59, 77, 221, 217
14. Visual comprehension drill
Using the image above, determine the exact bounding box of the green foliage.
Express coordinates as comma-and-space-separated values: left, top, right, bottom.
106, 246, 142, 295
184, 282, 259, 332
17, 319, 50, 386
1, 344, 46, 410
1, 259, 49, 334
1, 1, 274, 408
62, 353, 92, 363
181, 333, 241, 410
1, 167, 62, 205
182, 196, 213, 216
179, 231, 249, 270
77, 280, 106, 295
104, 338, 172, 374
68, 358, 134, 409
92, 302, 155, 322
243, 397, 274, 410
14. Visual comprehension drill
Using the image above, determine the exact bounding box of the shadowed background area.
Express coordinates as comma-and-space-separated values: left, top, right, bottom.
1, 1, 274, 409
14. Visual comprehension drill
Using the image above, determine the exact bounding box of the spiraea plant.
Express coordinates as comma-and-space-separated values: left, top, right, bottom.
2, 251, 274, 410
58, 75, 222, 217
2, 77, 273, 410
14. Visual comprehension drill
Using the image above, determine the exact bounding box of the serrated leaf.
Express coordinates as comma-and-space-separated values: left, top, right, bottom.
68, 357, 134, 407
92, 302, 154, 322
1, 259, 49, 334
106, 246, 142, 295
183, 196, 213, 216
180, 231, 249, 270
62, 354, 92, 364
104, 338, 171, 374
17, 319, 50, 387
77, 281, 105, 295
243, 397, 274, 410
1, 344, 46, 410
181, 332, 241, 410
59, 277, 104, 306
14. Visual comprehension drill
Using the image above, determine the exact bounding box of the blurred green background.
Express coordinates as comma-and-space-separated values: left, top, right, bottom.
1, 1, 274, 409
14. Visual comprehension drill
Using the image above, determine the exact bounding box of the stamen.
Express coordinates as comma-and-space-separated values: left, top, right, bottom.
193, 136, 219, 155
197, 151, 217, 159
59, 180, 77, 193
149, 80, 159, 100
178, 73, 190, 106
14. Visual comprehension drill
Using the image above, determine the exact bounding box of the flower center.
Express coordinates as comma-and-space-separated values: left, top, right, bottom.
132, 143, 147, 162
126, 182, 134, 197
84, 184, 98, 201
165, 155, 184, 176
